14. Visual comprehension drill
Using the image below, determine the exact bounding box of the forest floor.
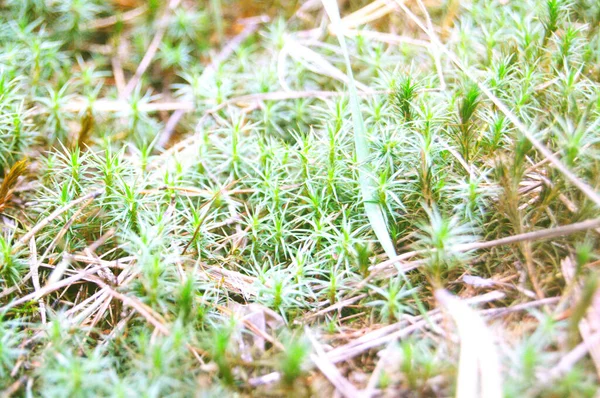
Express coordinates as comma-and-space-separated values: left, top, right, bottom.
1, 0, 600, 396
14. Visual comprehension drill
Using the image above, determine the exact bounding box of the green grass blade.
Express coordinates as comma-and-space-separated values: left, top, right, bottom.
322, 0, 429, 322
321, 0, 397, 259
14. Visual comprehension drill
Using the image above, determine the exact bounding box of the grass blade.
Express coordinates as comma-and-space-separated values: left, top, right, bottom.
321, 0, 396, 259
436, 289, 503, 398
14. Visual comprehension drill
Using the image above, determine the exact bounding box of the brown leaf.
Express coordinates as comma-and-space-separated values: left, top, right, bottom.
0, 158, 28, 212
77, 109, 95, 149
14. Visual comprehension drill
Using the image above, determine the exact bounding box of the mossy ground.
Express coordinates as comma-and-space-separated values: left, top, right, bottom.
1, 0, 600, 396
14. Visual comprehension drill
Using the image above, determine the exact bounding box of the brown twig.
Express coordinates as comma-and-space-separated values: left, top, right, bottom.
87, 5, 148, 30
122, 0, 181, 98
1, 376, 27, 398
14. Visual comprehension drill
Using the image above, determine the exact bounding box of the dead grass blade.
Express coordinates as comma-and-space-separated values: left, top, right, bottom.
28, 236, 46, 324
435, 289, 502, 398
338, 28, 430, 47
249, 292, 539, 390
282, 36, 371, 93
545, 331, 600, 382
338, 0, 396, 29
305, 327, 361, 398
326, 291, 505, 364
302, 293, 367, 321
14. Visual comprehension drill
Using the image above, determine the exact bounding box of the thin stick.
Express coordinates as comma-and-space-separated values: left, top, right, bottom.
122, 0, 181, 97
303, 293, 367, 321
123, 30, 166, 96
156, 109, 185, 148
481, 297, 560, 317
372, 218, 600, 272
250, 292, 506, 388
326, 291, 545, 365
87, 5, 148, 30
327, 317, 433, 363
459, 218, 600, 251
476, 84, 600, 207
